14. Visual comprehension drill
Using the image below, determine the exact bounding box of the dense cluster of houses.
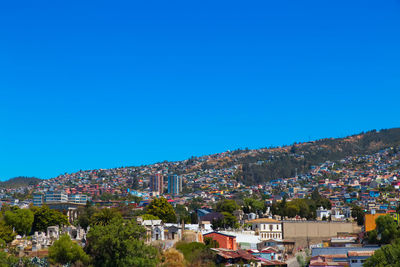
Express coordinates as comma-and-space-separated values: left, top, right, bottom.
0, 144, 399, 265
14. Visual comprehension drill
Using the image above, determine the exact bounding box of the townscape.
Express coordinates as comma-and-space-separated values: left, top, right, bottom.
1, 129, 400, 266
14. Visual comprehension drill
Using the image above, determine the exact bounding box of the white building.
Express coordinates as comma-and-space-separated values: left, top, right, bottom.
68, 194, 90, 204
142, 220, 165, 242
248, 218, 283, 240
33, 192, 89, 206
45, 191, 68, 203
316, 206, 331, 220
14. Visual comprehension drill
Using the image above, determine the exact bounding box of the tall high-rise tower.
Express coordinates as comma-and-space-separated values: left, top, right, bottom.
168, 174, 181, 195
150, 173, 164, 194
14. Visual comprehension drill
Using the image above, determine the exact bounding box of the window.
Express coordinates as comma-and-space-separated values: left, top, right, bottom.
361, 260, 366, 263
270, 224, 273, 231
351, 260, 358, 263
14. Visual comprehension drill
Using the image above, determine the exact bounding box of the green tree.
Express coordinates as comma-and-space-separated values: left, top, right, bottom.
48, 234, 90, 266
190, 212, 198, 224
92, 208, 122, 226
221, 212, 238, 229
188, 197, 204, 211
311, 189, 322, 202
296, 254, 306, 267
368, 215, 400, 244
146, 197, 177, 223
0, 221, 16, 243
4, 208, 34, 236
364, 240, 400, 267
0, 250, 18, 267
211, 212, 238, 230
75, 205, 96, 230
175, 242, 216, 267
31, 205, 69, 232
211, 217, 224, 231
142, 214, 160, 220
85, 218, 158, 267
175, 204, 191, 223
285, 203, 300, 218
204, 237, 219, 248
351, 205, 365, 226
215, 199, 239, 213
243, 198, 265, 214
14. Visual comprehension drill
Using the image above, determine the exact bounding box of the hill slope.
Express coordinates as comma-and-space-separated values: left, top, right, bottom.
0, 177, 42, 188
38, 127, 400, 188
234, 128, 400, 184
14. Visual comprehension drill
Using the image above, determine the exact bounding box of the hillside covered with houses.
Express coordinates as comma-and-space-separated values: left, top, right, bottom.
1, 128, 400, 266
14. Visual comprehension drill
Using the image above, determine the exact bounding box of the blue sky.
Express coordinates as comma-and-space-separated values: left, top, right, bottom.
1, 0, 400, 180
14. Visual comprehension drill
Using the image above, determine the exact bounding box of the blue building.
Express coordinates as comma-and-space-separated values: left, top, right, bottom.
369, 190, 380, 198
168, 174, 182, 195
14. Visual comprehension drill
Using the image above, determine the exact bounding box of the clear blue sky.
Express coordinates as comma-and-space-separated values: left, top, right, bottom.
1, 0, 400, 180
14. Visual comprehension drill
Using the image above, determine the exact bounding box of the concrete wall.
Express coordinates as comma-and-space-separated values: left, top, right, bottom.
283, 221, 361, 248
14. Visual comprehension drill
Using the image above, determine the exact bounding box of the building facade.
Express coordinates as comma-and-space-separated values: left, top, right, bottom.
168, 174, 182, 195
45, 191, 68, 203
33, 192, 89, 206
203, 232, 238, 250
68, 194, 90, 204
33, 193, 44, 206
249, 218, 283, 240
150, 173, 164, 195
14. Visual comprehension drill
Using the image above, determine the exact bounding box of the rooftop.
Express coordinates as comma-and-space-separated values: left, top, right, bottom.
248, 218, 280, 224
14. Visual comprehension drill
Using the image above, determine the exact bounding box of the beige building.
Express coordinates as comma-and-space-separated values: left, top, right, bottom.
249, 218, 283, 240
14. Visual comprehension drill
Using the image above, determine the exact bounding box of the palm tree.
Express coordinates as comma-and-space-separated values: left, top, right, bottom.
92, 208, 121, 226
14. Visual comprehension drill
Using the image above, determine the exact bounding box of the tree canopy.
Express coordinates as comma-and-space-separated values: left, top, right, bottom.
146, 197, 177, 223
364, 240, 400, 267
215, 199, 239, 214
175, 241, 216, 267
368, 215, 400, 245
48, 234, 90, 266
243, 198, 265, 214
175, 204, 191, 224
31, 205, 69, 232
351, 205, 365, 226
91, 208, 122, 226
0, 221, 16, 243
211, 212, 238, 230
142, 214, 160, 220
85, 218, 158, 267
75, 204, 96, 230
4, 208, 34, 236
270, 195, 331, 219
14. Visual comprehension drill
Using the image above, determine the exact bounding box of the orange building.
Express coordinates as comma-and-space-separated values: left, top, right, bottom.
365, 213, 388, 232
203, 232, 237, 250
